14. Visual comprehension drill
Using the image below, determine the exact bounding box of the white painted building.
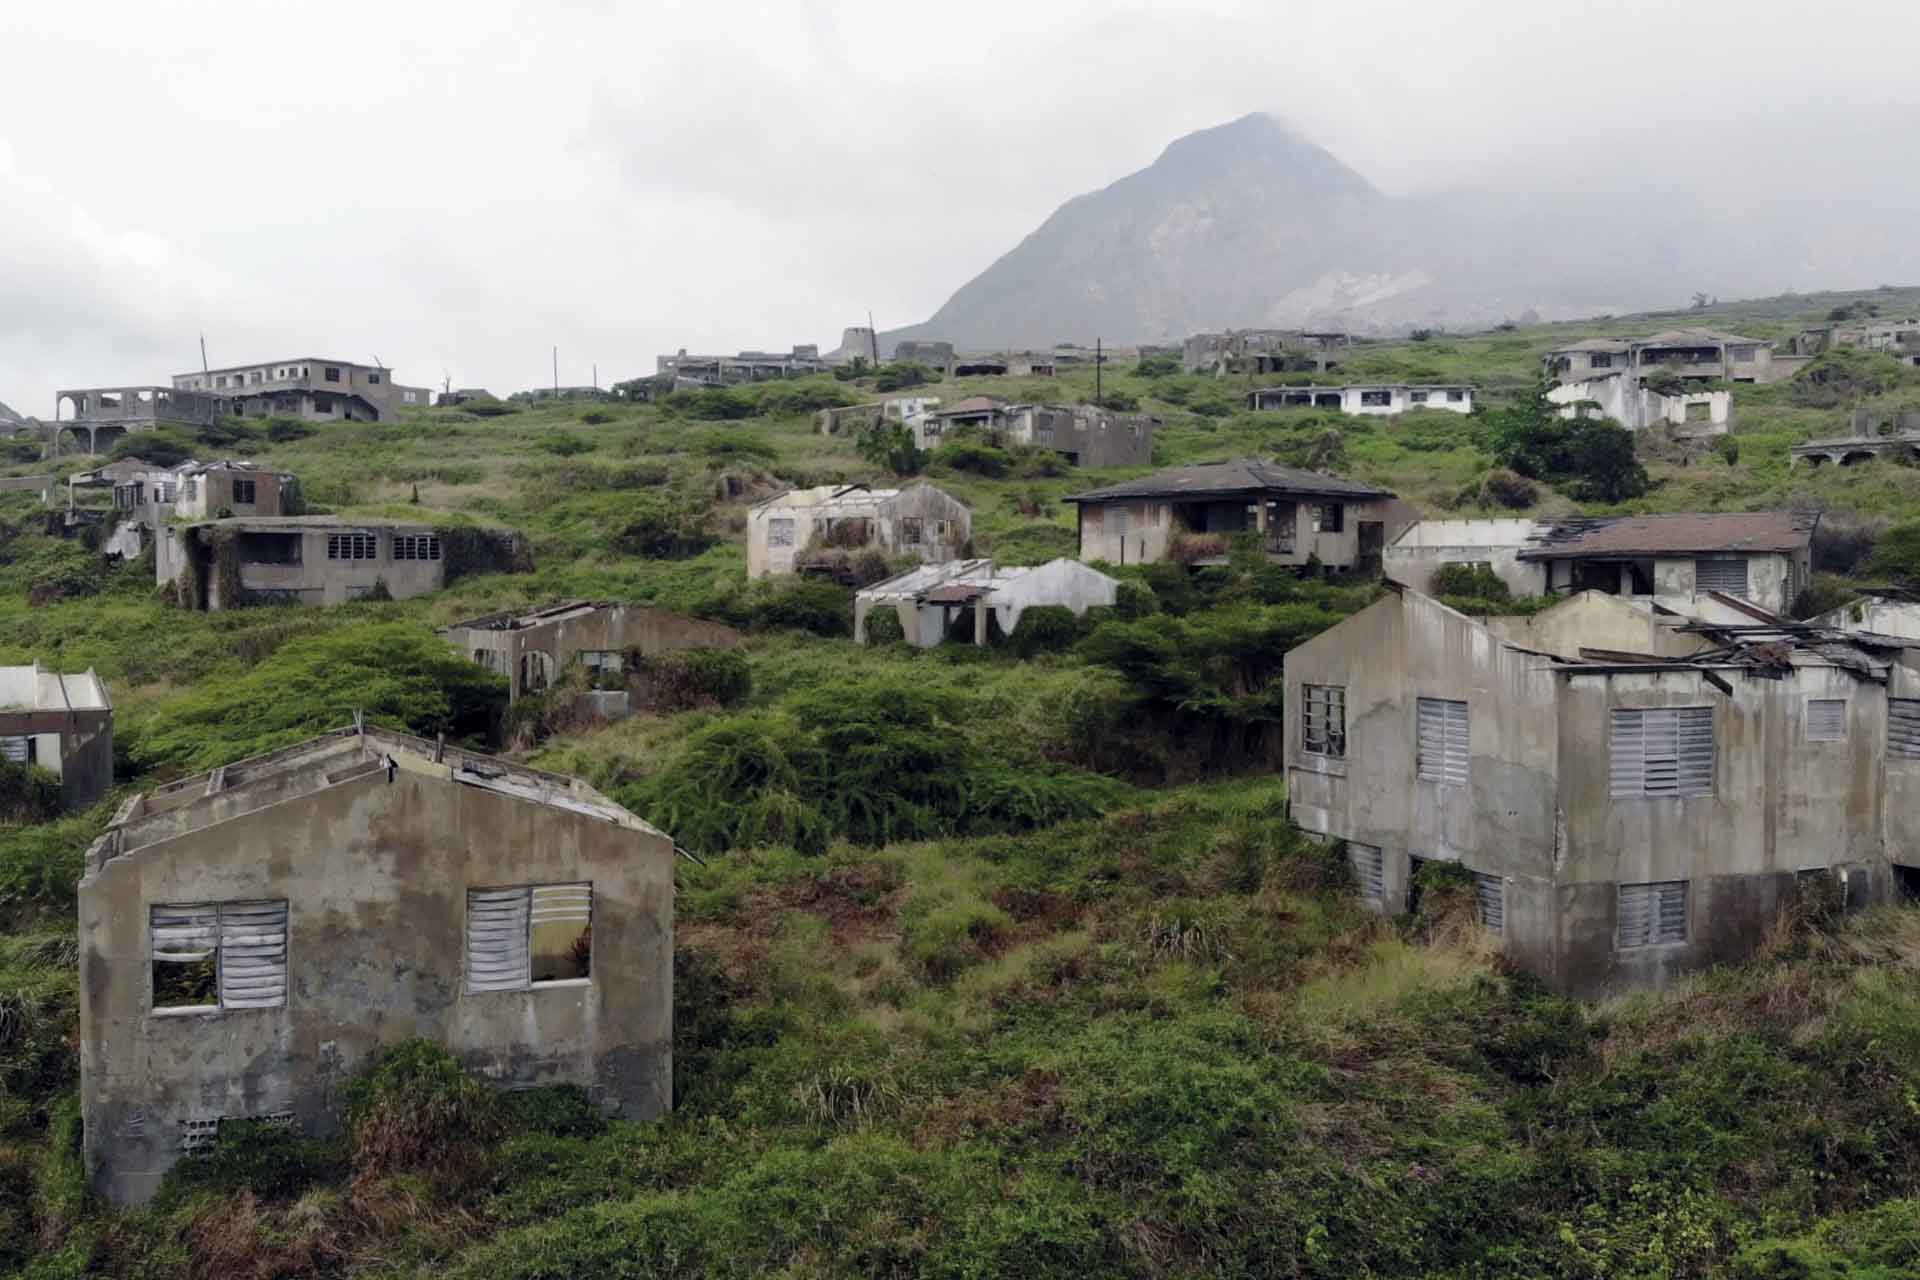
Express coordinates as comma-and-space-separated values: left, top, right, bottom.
1248, 384, 1475, 416
1548, 374, 1729, 436
854, 557, 1119, 647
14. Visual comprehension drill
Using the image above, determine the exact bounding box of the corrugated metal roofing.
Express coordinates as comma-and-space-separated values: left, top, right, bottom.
1064, 458, 1393, 503
1516, 512, 1816, 560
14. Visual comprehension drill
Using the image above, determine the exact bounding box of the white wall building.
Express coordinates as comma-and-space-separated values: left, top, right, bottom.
1248, 384, 1475, 416
854, 558, 1119, 647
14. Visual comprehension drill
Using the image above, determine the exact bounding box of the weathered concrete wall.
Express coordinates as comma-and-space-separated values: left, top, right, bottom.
1382, 519, 1544, 598
746, 484, 971, 579
1284, 592, 1564, 976
1483, 592, 1713, 660
1552, 663, 1888, 995
1648, 552, 1796, 617
173, 471, 287, 521
1005, 407, 1155, 468
161, 525, 447, 609
0, 709, 112, 809
78, 765, 673, 1205
449, 606, 743, 701
1076, 494, 1411, 571
1811, 597, 1920, 640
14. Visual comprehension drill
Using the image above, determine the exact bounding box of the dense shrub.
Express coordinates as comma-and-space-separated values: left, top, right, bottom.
1864, 520, 1920, 586
109, 431, 194, 467
0, 761, 62, 824
630, 647, 752, 712
1792, 348, 1912, 407
1487, 377, 1648, 501
1477, 467, 1538, 510
535, 431, 593, 456
754, 380, 857, 418
1135, 353, 1182, 378
874, 362, 938, 392
1814, 511, 1884, 574
615, 494, 717, 559
1006, 605, 1085, 658
856, 421, 926, 477
933, 441, 1012, 478
863, 606, 906, 645
663, 387, 755, 421
1429, 562, 1512, 602
464, 398, 519, 416
698, 433, 779, 466
344, 1041, 506, 1180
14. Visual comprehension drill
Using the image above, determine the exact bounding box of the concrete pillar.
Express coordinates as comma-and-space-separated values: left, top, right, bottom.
853, 599, 871, 646
973, 598, 987, 647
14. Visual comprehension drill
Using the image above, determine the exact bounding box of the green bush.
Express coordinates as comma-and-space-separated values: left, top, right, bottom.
662, 388, 754, 421
535, 431, 593, 457
614, 494, 717, 559
863, 606, 906, 645
0, 761, 62, 824
344, 1041, 506, 1179
747, 579, 852, 637
855, 421, 926, 477
1429, 562, 1511, 602
464, 398, 519, 417
697, 433, 778, 466
874, 362, 938, 392
1135, 353, 1182, 378
1486, 376, 1647, 501
631, 647, 751, 712
1007, 605, 1085, 658
933, 440, 1012, 478
1864, 520, 1920, 586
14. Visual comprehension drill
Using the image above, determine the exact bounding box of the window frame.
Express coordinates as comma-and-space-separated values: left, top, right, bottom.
325, 531, 379, 561
767, 516, 796, 548
1415, 696, 1470, 787
1301, 683, 1346, 758
1617, 880, 1688, 949
465, 883, 594, 994
1806, 697, 1847, 743
1609, 705, 1715, 798
150, 900, 289, 1016
1312, 502, 1345, 533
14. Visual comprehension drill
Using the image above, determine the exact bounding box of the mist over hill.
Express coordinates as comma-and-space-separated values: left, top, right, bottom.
880, 112, 1918, 351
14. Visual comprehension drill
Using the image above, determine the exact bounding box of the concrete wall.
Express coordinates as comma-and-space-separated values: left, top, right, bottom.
174, 471, 288, 520
746, 484, 972, 579
1552, 661, 1886, 994
1075, 493, 1412, 571
1483, 592, 1712, 660
1003, 407, 1155, 468
0, 709, 113, 810
448, 606, 743, 701
1283, 592, 1564, 975
1251, 386, 1474, 416
160, 525, 447, 609
1811, 597, 1920, 640
78, 765, 674, 1205
1382, 519, 1544, 598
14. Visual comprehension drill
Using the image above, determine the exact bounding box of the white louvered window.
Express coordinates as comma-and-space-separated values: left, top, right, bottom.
392, 534, 441, 561
1301, 684, 1346, 758
150, 901, 288, 1012
1346, 842, 1385, 901
326, 532, 377, 560
1473, 872, 1505, 935
768, 517, 795, 548
1889, 698, 1920, 760
1806, 698, 1847, 743
467, 883, 592, 993
1695, 557, 1749, 599
1415, 697, 1470, 786
0, 735, 31, 765
1618, 880, 1688, 948
1609, 707, 1714, 798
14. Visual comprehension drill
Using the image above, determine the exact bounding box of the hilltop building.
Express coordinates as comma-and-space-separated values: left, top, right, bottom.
1285, 585, 1917, 995
441, 601, 742, 704
50, 387, 222, 455
1064, 458, 1413, 571
918, 401, 1157, 467
1247, 384, 1474, 416
173, 360, 430, 423
853, 558, 1119, 647
0, 663, 113, 810
656, 347, 828, 388
78, 723, 676, 1205
1183, 329, 1349, 376
745, 483, 971, 580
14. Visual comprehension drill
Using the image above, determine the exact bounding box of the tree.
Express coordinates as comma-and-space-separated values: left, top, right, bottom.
855, 420, 927, 476
1485, 377, 1648, 503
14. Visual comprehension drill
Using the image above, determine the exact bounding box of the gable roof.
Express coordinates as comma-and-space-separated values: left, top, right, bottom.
1634, 327, 1769, 348
1516, 511, 1817, 560
1547, 337, 1631, 354
1064, 458, 1392, 504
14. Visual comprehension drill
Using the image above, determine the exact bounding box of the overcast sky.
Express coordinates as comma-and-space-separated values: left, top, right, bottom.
5, 0, 1918, 413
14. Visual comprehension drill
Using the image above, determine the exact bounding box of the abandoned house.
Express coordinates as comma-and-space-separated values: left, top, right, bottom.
1807, 588, 1920, 642
50, 387, 221, 455
1183, 329, 1348, 377
77, 722, 676, 1206
0, 663, 113, 811
1790, 419, 1920, 468
853, 558, 1119, 647
891, 340, 955, 369
437, 388, 496, 407
920, 401, 1157, 467
69, 460, 296, 561
1548, 373, 1730, 435
945, 352, 1057, 379
441, 600, 743, 705
814, 396, 941, 437
745, 483, 972, 580
1247, 384, 1475, 416
173, 360, 430, 423
1285, 584, 1920, 995
1551, 329, 1781, 385
655, 347, 829, 388
1064, 458, 1413, 571
1383, 512, 1816, 618
1792, 320, 1920, 367
157, 516, 519, 609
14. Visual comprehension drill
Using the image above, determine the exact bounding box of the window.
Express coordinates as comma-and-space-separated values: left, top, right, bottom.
1473, 872, 1505, 934
326, 532, 378, 560
1889, 698, 1920, 759
768, 517, 796, 547
1729, 345, 1758, 362
900, 517, 924, 545
1447, 389, 1465, 403
1807, 698, 1847, 743
367, 371, 382, 385
323, 366, 341, 383
1409, 390, 1429, 403
1312, 503, 1344, 533
1609, 706, 1714, 797
153, 482, 175, 504
393, 534, 441, 561
1359, 390, 1392, 407
0, 736, 33, 764
1685, 400, 1712, 423
580, 650, 622, 677
1346, 842, 1385, 901
1591, 353, 1614, 369
466, 884, 592, 992
151, 901, 288, 1012
232, 479, 256, 505
1695, 557, 1748, 597
1416, 697, 1470, 786
1302, 684, 1346, 758
1107, 506, 1129, 537
1618, 880, 1688, 948
934, 519, 953, 541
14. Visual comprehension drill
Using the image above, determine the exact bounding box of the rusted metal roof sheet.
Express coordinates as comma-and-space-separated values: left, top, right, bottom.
1517, 511, 1816, 560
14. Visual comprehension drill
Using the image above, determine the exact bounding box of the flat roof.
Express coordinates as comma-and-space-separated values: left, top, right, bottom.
177, 358, 382, 377
444, 600, 609, 631
177, 516, 440, 532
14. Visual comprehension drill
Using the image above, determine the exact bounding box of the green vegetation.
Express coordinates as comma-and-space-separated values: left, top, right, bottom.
3, 284, 1920, 1273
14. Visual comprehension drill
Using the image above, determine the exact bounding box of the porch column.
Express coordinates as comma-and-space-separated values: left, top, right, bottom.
974, 596, 987, 646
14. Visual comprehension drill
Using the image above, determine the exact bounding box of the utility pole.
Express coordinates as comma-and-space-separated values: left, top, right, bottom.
593, 362, 599, 392
199, 334, 209, 374
868, 309, 879, 367
552, 347, 559, 397
1095, 337, 1103, 406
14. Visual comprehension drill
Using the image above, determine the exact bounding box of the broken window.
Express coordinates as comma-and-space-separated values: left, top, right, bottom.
1345, 841, 1385, 901
1729, 345, 1759, 362
768, 517, 796, 548
1685, 400, 1712, 423
1618, 880, 1688, 948
1416, 697, 1470, 786
0, 736, 33, 764
900, 517, 924, 546
1888, 698, 1920, 759
1695, 557, 1747, 597
934, 519, 953, 542
239, 532, 302, 565
1609, 706, 1714, 797
466, 884, 592, 992
1359, 390, 1392, 407
1302, 684, 1346, 758
326, 532, 378, 561
1806, 698, 1847, 743
1472, 872, 1505, 934
392, 535, 441, 561
1312, 503, 1344, 533
232, 479, 257, 505
151, 901, 288, 1012
1591, 353, 1614, 369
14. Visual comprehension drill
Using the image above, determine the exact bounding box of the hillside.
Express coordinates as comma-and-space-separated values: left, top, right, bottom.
1, 285, 1920, 1274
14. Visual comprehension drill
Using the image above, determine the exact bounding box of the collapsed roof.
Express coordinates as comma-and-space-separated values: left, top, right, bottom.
1515, 511, 1817, 560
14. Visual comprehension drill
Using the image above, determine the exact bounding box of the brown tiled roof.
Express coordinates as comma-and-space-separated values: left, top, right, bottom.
1064, 457, 1393, 503
1517, 511, 1817, 560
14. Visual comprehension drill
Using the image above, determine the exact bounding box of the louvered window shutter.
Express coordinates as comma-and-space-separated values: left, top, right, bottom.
1806, 698, 1846, 743
1611, 707, 1713, 797
1618, 880, 1687, 947
467, 888, 531, 992
1695, 557, 1749, 599
1890, 699, 1920, 759
1347, 843, 1385, 901
1416, 698, 1469, 785
218, 901, 288, 1008
0, 736, 27, 764
151, 905, 219, 964
1473, 872, 1504, 934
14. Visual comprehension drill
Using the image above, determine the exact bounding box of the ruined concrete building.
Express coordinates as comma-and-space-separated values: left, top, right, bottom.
746, 483, 972, 580
1183, 329, 1349, 376
437, 388, 496, 407
1247, 384, 1474, 416
1790, 415, 1920, 468
813, 397, 942, 437
1285, 585, 1920, 995
917, 400, 1157, 467
1383, 512, 1817, 619
854, 558, 1119, 647
0, 663, 113, 810
50, 387, 222, 455
441, 601, 743, 704
890, 340, 955, 369
78, 723, 675, 1205
656, 347, 828, 388
173, 360, 430, 423
158, 516, 526, 609
70, 459, 297, 559
1547, 329, 1789, 388
1548, 374, 1730, 435
1064, 458, 1413, 572
1792, 319, 1920, 367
